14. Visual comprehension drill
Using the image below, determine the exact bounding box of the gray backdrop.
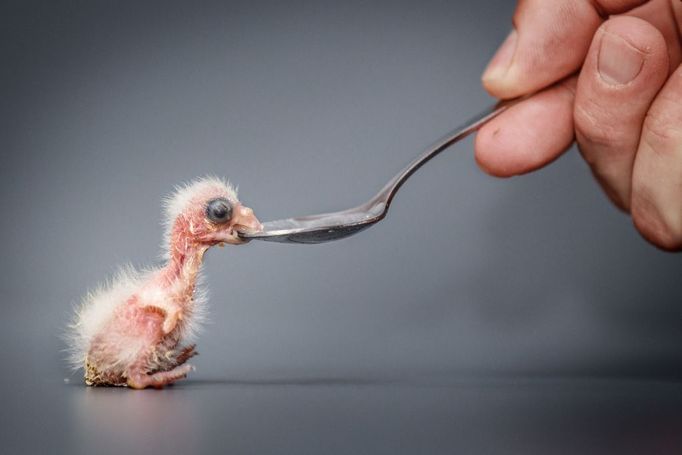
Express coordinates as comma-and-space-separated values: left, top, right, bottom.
2, 0, 682, 453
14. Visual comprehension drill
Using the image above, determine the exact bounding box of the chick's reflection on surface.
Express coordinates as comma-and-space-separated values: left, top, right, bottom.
71, 386, 199, 452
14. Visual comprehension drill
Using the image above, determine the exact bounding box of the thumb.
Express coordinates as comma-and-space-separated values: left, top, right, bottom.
482, 0, 651, 99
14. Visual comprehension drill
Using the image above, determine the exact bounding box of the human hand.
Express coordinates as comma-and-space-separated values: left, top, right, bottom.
475, 0, 682, 250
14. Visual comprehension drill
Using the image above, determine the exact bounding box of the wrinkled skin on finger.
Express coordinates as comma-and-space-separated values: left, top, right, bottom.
476, 0, 682, 251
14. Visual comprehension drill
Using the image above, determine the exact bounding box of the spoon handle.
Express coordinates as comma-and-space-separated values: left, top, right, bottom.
372, 95, 527, 209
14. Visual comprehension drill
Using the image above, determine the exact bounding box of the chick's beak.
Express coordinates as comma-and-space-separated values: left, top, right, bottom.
232, 204, 262, 235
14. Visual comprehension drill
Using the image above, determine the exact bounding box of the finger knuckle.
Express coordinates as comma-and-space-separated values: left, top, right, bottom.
574, 101, 630, 152
643, 105, 682, 152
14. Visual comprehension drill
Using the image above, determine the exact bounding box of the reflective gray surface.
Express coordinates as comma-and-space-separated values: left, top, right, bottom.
2, 0, 682, 453
4, 374, 682, 455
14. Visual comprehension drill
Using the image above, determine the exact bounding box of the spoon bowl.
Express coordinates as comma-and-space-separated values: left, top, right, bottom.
243, 200, 387, 244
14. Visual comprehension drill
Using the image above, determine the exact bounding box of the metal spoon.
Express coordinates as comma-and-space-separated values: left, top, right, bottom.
240, 97, 523, 244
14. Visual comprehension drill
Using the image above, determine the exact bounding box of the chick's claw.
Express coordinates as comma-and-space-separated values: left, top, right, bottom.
127, 364, 193, 390
175, 344, 198, 366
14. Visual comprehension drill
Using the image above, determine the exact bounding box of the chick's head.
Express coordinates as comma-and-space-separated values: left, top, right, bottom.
164, 177, 262, 253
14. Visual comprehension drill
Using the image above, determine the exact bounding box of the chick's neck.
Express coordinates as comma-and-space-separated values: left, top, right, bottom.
160, 220, 210, 303
165, 245, 206, 287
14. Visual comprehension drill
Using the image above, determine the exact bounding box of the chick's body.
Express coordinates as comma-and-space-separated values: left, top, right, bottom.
82, 261, 201, 387
68, 177, 261, 389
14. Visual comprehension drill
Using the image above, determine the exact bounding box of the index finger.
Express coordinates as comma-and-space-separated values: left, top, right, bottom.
475, 77, 577, 177
483, 0, 651, 99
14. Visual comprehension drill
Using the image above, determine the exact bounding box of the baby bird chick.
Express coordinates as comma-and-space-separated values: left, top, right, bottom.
68, 177, 261, 389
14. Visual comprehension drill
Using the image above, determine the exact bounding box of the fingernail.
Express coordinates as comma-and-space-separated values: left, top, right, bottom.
482, 29, 518, 83
598, 32, 644, 85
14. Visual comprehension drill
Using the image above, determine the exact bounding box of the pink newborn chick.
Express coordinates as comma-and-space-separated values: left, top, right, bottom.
67, 177, 262, 389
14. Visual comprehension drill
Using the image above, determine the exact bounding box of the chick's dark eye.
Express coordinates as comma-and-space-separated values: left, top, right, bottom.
206, 198, 233, 223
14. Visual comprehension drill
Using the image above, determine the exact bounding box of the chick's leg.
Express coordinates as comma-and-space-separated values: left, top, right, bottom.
127, 364, 193, 389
